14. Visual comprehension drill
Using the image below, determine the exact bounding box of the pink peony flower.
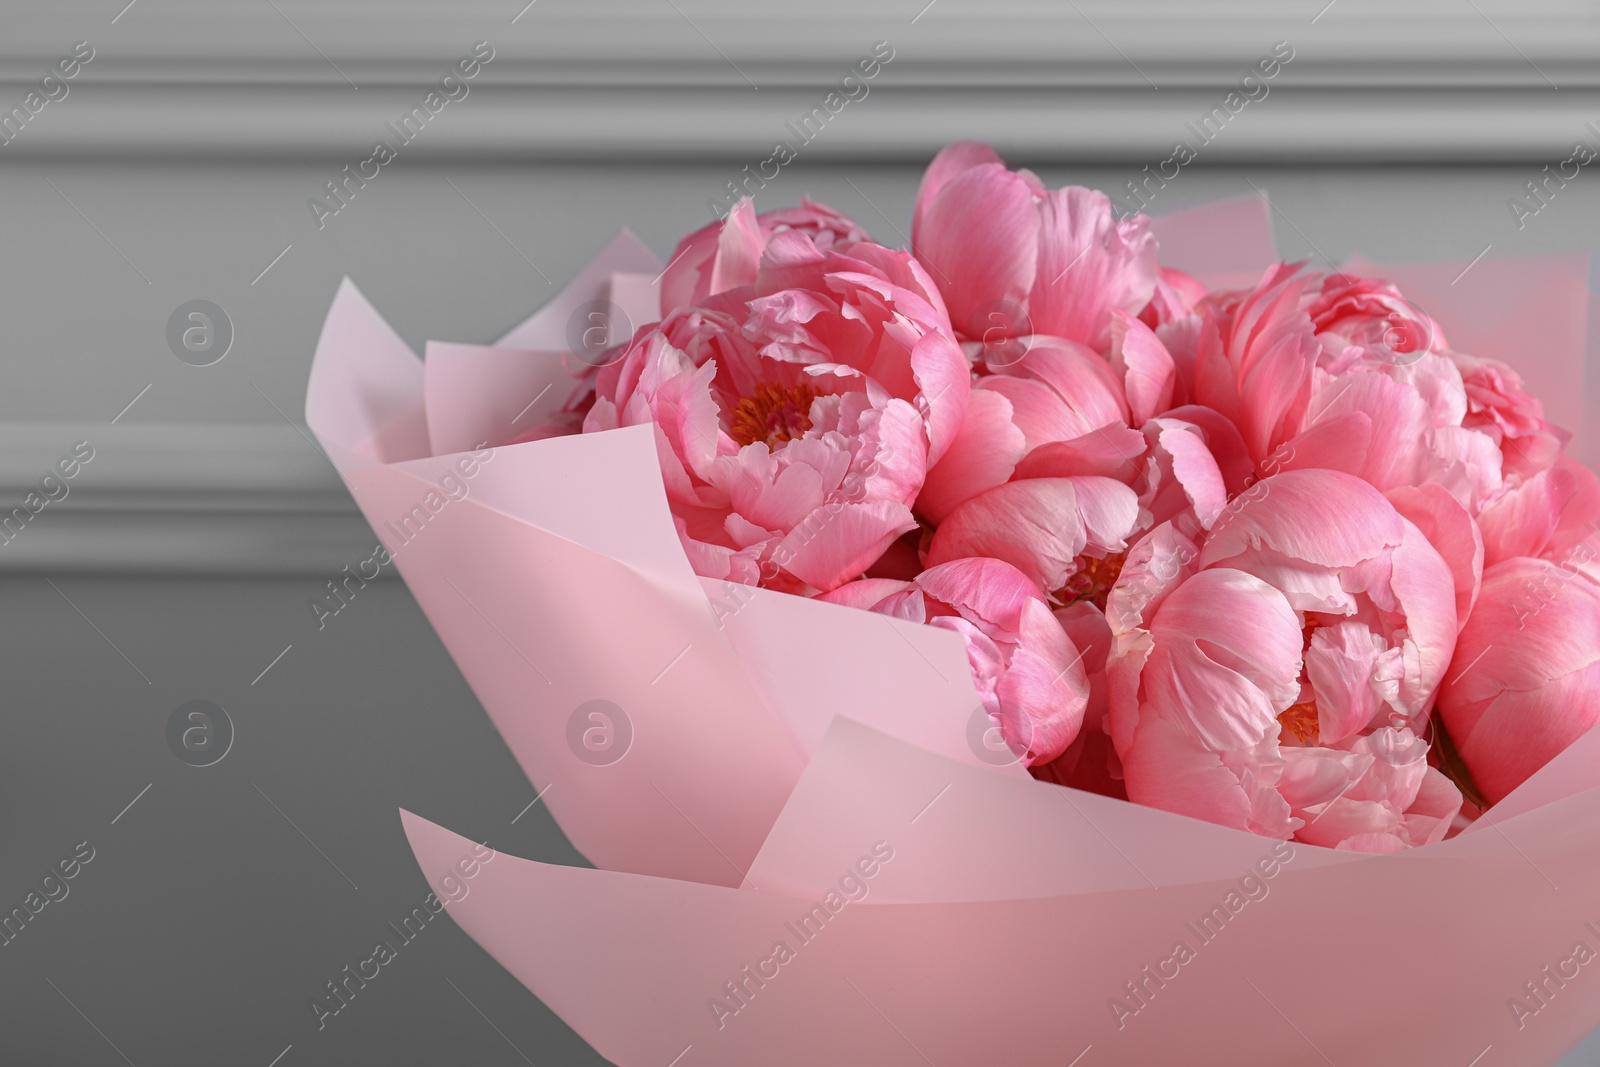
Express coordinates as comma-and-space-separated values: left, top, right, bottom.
920, 317, 1246, 608
658, 197, 869, 316
1452, 348, 1568, 480
821, 557, 1089, 765
1434, 556, 1600, 805
916, 333, 1135, 523
585, 233, 968, 593
924, 474, 1141, 602
1298, 272, 1509, 509
916, 333, 1147, 602
1194, 266, 1522, 513
1307, 272, 1448, 365
1104, 468, 1463, 850
1475, 455, 1600, 576
1189, 264, 1325, 468
911, 141, 1159, 353
1433, 459, 1600, 809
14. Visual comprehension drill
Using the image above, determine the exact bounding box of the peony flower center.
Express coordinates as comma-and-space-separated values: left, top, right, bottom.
1278, 617, 1330, 744
729, 381, 819, 449
1059, 551, 1127, 610
1277, 700, 1319, 744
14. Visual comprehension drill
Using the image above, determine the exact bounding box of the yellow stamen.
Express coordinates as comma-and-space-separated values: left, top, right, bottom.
1058, 551, 1127, 610
728, 381, 819, 449
1278, 700, 1319, 744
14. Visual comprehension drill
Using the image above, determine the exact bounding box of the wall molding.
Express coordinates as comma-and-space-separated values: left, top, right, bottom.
0, 423, 373, 576
6, 2, 1596, 574
1, 0, 1597, 162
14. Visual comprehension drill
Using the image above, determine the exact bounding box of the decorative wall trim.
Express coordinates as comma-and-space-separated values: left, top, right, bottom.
7, 2, 1595, 575
0, 423, 373, 576
2, 0, 1596, 162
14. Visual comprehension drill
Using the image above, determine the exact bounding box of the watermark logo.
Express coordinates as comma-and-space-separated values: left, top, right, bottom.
968, 298, 1034, 369
967, 703, 1032, 767
166, 700, 234, 767
166, 300, 233, 366
565, 298, 633, 368
567, 699, 632, 766
1509, 921, 1600, 1030
309, 842, 496, 1031
0, 439, 93, 549
1369, 296, 1436, 368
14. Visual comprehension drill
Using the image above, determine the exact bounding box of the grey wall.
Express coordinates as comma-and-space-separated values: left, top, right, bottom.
5, 1, 1600, 1064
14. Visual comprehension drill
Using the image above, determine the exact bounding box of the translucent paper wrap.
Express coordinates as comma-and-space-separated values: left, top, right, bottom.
306, 203, 1600, 1066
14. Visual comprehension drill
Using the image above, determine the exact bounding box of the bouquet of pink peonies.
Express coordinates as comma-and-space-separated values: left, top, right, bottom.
309, 143, 1600, 1065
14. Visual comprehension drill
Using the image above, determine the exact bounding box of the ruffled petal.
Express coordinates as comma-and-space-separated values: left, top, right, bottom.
1140, 567, 1304, 750
776, 499, 918, 592
917, 388, 1027, 524
1028, 188, 1159, 351
1202, 469, 1405, 572
1111, 309, 1177, 425
912, 163, 1040, 339
1385, 483, 1483, 628
927, 477, 1139, 593
912, 140, 1007, 243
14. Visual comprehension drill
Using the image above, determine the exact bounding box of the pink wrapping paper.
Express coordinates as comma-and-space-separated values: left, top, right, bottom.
306, 234, 1018, 887
1147, 194, 1277, 292
403, 716, 1600, 1066
308, 202, 1600, 1065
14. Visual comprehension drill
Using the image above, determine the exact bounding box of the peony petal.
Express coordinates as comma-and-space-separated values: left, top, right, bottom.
1270, 410, 1373, 480
1121, 718, 1291, 836
1012, 424, 1146, 482
1477, 462, 1577, 567
1073, 475, 1144, 554
776, 499, 918, 592
1055, 601, 1113, 733
1160, 403, 1254, 496
1202, 469, 1405, 572
975, 373, 1119, 455
911, 140, 1007, 243
927, 477, 1139, 594
1383, 517, 1460, 718
914, 555, 1048, 635
994, 597, 1089, 763
1111, 309, 1177, 425
709, 198, 764, 299
1303, 621, 1388, 744
814, 577, 912, 612
917, 388, 1027, 524
1436, 557, 1600, 803
994, 335, 1130, 428
908, 330, 972, 467
1028, 188, 1159, 351
1151, 419, 1229, 529
1385, 483, 1484, 627
1104, 519, 1202, 638
1194, 265, 1319, 462
1542, 456, 1600, 582
912, 163, 1040, 340
1140, 567, 1304, 750
1301, 371, 1435, 492
1402, 766, 1464, 847
1455, 664, 1600, 805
